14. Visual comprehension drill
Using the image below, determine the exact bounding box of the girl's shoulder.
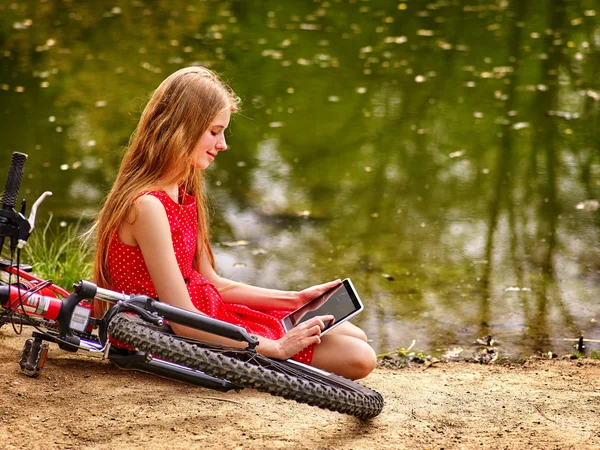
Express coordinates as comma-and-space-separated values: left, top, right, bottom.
133, 187, 197, 224
136, 189, 171, 203
135, 186, 195, 207
123, 187, 197, 241
125, 192, 169, 223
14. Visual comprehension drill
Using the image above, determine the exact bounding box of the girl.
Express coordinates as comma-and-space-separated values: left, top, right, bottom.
93, 67, 376, 380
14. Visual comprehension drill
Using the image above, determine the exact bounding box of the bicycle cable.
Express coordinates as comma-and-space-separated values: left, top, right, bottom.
9, 246, 24, 335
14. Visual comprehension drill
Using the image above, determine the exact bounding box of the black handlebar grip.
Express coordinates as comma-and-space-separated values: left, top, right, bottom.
1, 152, 28, 211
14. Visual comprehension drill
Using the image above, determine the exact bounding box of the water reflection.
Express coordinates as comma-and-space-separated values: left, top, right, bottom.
0, 0, 598, 358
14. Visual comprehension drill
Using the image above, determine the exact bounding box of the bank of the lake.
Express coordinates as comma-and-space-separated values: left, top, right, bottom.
1, 326, 600, 450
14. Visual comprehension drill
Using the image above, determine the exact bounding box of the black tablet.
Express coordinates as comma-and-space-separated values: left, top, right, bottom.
282, 278, 364, 335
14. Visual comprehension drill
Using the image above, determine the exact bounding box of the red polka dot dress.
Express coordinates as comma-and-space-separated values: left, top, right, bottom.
106, 188, 314, 364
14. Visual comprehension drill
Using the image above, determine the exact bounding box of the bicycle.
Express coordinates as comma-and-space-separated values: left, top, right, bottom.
0, 152, 384, 420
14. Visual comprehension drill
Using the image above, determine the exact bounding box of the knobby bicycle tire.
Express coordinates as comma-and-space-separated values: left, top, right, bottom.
107, 313, 383, 419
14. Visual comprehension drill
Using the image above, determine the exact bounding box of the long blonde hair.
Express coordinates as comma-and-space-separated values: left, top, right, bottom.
93, 67, 239, 315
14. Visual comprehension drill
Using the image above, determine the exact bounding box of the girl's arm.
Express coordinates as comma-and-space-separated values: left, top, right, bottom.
126, 195, 330, 359
196, 250, 341, 311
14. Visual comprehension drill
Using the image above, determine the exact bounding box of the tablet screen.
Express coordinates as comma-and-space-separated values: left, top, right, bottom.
283, 279, 363, 333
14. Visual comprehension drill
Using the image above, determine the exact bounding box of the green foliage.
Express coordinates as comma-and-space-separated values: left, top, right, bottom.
23, 215, 93, 290
570, 351, 584, 360
591, 351, 600, 360
378, 340, 429, 360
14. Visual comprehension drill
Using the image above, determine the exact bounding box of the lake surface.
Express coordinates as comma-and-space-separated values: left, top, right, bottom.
1, 0, 599, 359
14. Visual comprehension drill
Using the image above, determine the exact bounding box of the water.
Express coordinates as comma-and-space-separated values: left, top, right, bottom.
1, 0, 599, 359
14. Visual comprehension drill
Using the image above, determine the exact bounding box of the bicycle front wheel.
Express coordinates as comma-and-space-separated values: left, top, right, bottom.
107, 313, 383, 419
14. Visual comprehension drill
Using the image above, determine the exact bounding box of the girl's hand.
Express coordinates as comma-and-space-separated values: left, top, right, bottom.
296, 279, 342, 307
264, 315, 334, 360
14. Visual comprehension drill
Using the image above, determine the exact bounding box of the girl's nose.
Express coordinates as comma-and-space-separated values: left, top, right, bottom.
216, 136, 227, 151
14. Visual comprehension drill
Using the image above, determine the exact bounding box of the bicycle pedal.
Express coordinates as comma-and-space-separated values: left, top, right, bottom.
19, 338, 49, 378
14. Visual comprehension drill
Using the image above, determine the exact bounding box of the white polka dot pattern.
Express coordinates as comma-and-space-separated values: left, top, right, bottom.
106, 187, 314, 364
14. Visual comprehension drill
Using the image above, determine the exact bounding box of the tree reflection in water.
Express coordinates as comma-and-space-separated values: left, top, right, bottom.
0, 0, 598, 358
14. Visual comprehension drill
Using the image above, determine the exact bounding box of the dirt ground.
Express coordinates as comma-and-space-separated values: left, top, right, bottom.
1, 328, 599, 450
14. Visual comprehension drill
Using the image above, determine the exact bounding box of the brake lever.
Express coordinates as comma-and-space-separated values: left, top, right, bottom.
27, 191, 52, 232
15, 191, 52, 249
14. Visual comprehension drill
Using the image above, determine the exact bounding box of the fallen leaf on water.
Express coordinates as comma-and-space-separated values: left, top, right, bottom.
547, 111, 579, 119
261, 49, 282, 59
299, 23, 320, 31
384, 36, 407, 44
586, 90, 599, 101
504, 286, 531, 291
576, 200, 599, 211
221, 240, 250, 247
13, 19, 33, 30
436, 40, 452, 50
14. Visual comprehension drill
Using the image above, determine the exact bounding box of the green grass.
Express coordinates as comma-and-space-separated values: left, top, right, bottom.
591, 351, 600, 360
21, 215, 93, 290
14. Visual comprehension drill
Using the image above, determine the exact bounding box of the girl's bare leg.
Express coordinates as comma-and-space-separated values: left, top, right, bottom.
326, 321, 368, 342
311, 332, 377, 380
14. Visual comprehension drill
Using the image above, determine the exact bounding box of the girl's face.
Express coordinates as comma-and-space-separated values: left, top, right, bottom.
192, 108, 231, 169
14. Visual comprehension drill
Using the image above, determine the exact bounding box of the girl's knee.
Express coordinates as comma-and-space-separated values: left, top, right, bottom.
312, 335, 377, 380
353, 343, 377, 379
343, 340, 377, 380
354, 327, 368, 342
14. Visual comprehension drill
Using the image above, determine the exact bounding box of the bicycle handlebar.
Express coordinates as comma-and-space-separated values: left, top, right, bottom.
0, 153, 53, 250
95, 286, 130, 303
2, 152, 28, 211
